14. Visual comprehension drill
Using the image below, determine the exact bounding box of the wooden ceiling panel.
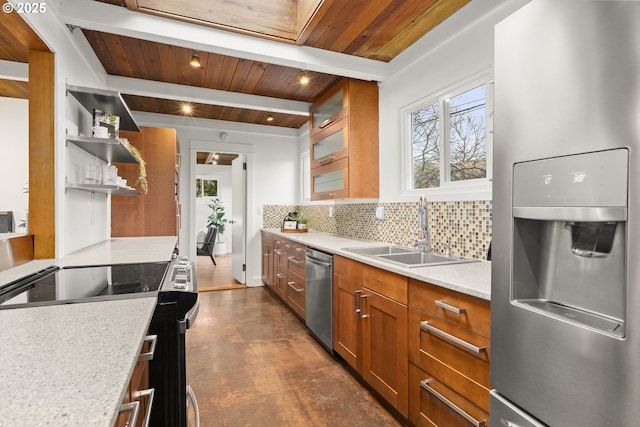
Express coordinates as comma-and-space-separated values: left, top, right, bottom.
82, 29, 341, 104
0, 10, 49, 62
0, 80, 29, 99
122, 94, 309, 128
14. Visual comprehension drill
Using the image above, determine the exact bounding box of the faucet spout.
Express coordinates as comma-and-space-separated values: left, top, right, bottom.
415, 196, 430, 252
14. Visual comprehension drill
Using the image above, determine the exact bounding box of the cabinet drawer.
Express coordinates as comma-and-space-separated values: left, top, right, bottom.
364, 264, 408, 304
286, 254, 305, 278
409, 279, 490, 338
334, 255, 364, 282
310, 116, 349, 168
409, 309, 490, 411
409, 362, 489, 427
286, 272, 306, 320
286, 241, 307, 257
311, 157, 349, 200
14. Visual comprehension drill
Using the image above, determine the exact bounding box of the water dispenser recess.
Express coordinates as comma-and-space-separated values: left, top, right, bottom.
511, 149, 628, 337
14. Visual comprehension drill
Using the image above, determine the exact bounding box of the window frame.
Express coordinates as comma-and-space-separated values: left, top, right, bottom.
401, 72, 493, 201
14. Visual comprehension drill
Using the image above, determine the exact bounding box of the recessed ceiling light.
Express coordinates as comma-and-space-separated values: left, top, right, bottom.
181, 103, 193, 115
299, 70, 310, 85
266, 113, 274, 122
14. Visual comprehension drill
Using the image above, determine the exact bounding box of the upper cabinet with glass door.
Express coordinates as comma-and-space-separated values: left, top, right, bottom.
310, 84, 347, 135
309, 78, 379, 200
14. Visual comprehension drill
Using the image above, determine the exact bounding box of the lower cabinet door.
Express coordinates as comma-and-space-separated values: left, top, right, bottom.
361, 288, 408, 417
409, 362, 489, 427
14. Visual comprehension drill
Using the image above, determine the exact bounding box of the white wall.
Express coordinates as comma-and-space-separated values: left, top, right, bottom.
378, 0, 530, 203
21, 6, 110, 257
0, 97, 29, 232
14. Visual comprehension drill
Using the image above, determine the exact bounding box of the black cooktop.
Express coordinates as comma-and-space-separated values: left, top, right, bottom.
0, 261, 170, 309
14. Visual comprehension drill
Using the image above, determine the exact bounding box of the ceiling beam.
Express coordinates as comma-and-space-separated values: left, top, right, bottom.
106, 75, 311, 116
57, 0, 390, 82
0, 60, 28, 81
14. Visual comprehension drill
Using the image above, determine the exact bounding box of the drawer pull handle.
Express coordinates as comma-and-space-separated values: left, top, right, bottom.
276, 273, 285, 279
138, 335, 157, 362
131, 388, 155, 427
317, 155, 336, 165
274, 250, 284, 255
359, 294, 369, 319
420, 379, 486, 427
435, 299, 466, 314
353, 290, 362, 313
287, 256, 304, 265
420, 321, 486, 354
119, 401, 139, 427
288, 281, 304, 293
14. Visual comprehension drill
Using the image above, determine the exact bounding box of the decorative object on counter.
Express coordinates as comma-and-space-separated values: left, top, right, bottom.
293, 213, 312, 230
281, 212, 311, 232
128, 145, 148, 194
208, 198, 228, 256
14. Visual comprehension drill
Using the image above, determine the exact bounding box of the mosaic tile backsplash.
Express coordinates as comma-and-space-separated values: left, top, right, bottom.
263, 201, 492, 260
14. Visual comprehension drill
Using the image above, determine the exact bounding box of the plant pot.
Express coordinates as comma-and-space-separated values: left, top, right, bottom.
214, 242, 227, 257
297, 223, 308, 230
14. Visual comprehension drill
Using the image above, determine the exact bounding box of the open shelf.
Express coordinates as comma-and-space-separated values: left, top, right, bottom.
66, 85, 140, 132
66, 183, 140, 196
66, 136, 139, 164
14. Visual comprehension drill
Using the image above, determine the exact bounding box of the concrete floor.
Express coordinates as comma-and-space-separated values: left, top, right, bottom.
186, 287, 403, 427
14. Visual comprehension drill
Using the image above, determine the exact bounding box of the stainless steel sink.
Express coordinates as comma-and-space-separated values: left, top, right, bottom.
378, 252, 476, 267
342, 246, 417, 256
342, 245, 478, 268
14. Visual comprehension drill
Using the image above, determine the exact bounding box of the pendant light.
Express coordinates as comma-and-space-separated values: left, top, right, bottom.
190, 51, 201, 68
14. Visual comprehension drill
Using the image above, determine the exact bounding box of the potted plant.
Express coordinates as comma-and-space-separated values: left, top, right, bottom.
293, 213, 312, 230
207, 197, 228, 256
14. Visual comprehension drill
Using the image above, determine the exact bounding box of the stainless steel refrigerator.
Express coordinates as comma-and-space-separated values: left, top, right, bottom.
491, 1, 640, 426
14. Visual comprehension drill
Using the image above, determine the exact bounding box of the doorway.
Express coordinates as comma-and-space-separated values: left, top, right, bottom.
194, 151, 246, 290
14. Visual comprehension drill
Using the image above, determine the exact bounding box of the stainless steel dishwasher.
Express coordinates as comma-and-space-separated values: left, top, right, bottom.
305, 248, 333, 352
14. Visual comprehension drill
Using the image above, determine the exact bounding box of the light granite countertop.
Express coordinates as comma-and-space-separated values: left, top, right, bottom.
0, 236, 177, 426
264, 229, 491, 300
0, 298, 157, 426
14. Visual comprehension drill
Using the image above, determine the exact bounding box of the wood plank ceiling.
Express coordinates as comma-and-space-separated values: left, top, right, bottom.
0, 12, 50, 98
83, 0, 469, 128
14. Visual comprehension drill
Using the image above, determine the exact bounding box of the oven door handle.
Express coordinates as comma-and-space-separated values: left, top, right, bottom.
185, 294, 200, 330
187, 385, 200, 427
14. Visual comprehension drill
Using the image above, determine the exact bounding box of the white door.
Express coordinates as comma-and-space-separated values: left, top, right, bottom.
231, 155, 246, 283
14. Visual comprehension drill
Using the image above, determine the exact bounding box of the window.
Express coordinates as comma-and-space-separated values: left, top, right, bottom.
196, 179, 218, 197
407, 77, 491, 193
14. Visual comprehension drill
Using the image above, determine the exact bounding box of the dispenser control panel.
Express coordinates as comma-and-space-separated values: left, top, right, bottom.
513, 148, 628, 207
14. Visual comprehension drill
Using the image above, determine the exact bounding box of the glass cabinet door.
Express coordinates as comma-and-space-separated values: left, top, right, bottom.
310, 117, 348, 168
311, 90, 344, 129
311, 158, 349, 200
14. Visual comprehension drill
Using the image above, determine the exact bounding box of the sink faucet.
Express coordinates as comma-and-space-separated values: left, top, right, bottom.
414, 196, 430, 252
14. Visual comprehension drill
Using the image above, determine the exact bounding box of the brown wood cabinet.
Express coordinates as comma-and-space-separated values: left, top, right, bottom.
408, 279, 490, 427
261, 231, 274, 288
333, 256, 409, 417
333, 255, 364, 371
262, 232, 307, 320
115, 335, 154, 427
112, 127, 179, 237
309, 78, 379, 200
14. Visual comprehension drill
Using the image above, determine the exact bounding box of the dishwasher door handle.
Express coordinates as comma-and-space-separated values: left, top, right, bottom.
306, 256, 332, 268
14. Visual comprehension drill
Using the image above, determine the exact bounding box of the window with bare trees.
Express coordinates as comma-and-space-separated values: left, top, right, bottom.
408, 78, 490, 192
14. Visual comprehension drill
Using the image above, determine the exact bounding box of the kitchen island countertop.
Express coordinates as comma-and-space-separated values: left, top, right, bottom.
0, 236, 177, 426
263, 229, 491, 300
